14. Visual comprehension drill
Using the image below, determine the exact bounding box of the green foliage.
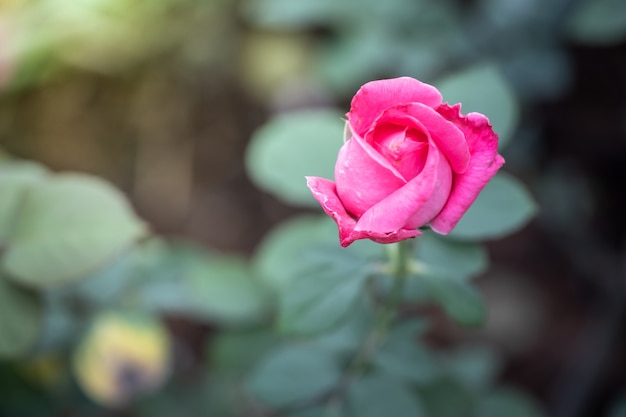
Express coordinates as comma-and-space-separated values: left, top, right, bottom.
2, 173, 147, 289
278, 262, 370, 335
565, 0, 626, 45
246, 110, 345, 207
412, 233, 488, 279
475, 388, 546, 417
347, 374, 426, 417
131, 242, 272, 326
423, 274, 487, 327
373, 321, 438, 384
246, 344, 340, 407
436, 64, 519, 149
0, 276, 43, 358
450, 172, 538, 240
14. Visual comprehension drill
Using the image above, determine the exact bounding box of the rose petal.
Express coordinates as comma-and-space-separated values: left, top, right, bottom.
353, 142, 448, 236
429, 103, 506, 234
306, 176, 357, 247
347, 77, 442, 138
367, 103, 470, 174
335, 134, 406, 218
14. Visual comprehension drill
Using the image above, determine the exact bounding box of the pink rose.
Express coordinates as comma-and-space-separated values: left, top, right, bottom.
306, 77, 505, 247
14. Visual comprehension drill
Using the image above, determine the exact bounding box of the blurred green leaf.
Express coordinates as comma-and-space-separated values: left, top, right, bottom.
449, 172, 538, 241
475, 388, 546, 417
413, 233, 488, 280
437, 64, 519, 149
441, 345, 501, 391
2, 173, 147, 288
374, 321, 438, 384
286, 407, 346, 417
246, 344, 340, 407
0, 160, 48, 244
241, 0, 342, 30
139, 244, 271, 325
254, 215, 381, 291
246, 109, 344, 207
253, 215, 343, 291
423, 275, 487, 327
419, 377, 475, 417
309, 299, 373, 355
210, 330, 279, 374
0, 277, 43, 358
566, 0, 626, 45
348, 374, 425, 417
278, 262, 369, 335
187, 254, 271, 325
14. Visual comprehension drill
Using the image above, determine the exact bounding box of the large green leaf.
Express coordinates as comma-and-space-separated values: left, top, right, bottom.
138, 244, 271, 325
413, 233, 488, 280
436, 64, 519, 149
246, 344, 340, 407
0, 160, 48, 244
475, 388, 546, 417
449, 172, 537, 241
286, 407, 345, 417
0, 277, 43, 358
278, 263, 369, 335
423, 275, 487, 327
254, 215, 382, 291
373, 321, 438, 384
348, 374, 425, 417
441, 345, 501, 391
246, 109, 344, 207
2, 173, 147, 288
565, 0, 626, 46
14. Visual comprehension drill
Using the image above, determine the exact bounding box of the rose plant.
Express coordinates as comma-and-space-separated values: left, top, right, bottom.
307, 77, 505, 247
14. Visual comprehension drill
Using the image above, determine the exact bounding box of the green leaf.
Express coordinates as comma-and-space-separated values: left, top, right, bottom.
424, 276, 487, 326
413, 233, 488, 280
210, 330, 279, 374
309, 299, 373, 355
449, 172, 537, 241
419, 378, 475, 417
475, 388, 546, 417
0, 160, 48, 244
246, 109, 344, 207
374, 321, 438, 384
187, 254, 271, 325
348, 374, 425, 417
441, 345, 501, 391
286, 406, 346, 417
278, 263, 369, 335
254, 215, 339, 291
139, 244, 271, 325
436, 64, 519, 149
254, 215, 381, 291
0, 276, 43, 358
2, 173, 147, 288
565, 0, 626, 46
246, 344, 340, 407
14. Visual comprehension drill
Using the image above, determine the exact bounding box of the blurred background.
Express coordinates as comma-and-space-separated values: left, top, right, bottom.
0, 0, 625, 416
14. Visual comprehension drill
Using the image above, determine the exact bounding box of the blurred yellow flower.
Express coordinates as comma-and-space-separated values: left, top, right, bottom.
73, 310, 171, 407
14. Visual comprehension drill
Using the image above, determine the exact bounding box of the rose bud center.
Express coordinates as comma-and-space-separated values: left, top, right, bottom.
370, 123, 429, 180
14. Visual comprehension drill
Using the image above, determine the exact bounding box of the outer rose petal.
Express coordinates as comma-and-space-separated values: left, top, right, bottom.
366, 103, 470, 174
305, 176, 357, 247
335, 134, 405, 217
353, 143, 449, 237
347, 77, 442, 138
430, 103, 505, 234
306, 176, 418, 247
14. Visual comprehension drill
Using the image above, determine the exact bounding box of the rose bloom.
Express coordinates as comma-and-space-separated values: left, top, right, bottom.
306, 77, 505, 247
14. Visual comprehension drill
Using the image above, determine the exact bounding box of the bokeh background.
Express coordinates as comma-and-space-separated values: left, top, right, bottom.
1, 0, 625, 416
